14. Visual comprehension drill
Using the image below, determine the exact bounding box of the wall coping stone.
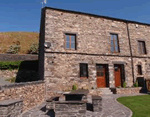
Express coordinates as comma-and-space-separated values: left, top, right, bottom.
55, 101, 87, 104
0, 99, 23, 106
0, 80, 45, 90
116, 87, 142, 89
92, 95, 102, 100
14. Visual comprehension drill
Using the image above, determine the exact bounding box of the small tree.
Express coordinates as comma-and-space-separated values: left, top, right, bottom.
28, 43, 39, 54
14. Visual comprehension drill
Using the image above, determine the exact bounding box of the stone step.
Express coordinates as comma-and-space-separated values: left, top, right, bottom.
97, 88, 113, 95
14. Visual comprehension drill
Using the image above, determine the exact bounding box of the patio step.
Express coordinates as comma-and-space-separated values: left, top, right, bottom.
97, 88, 113, 95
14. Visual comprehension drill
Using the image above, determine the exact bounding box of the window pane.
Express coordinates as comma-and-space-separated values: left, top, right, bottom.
111, 40, 114, 52
115, 38, 118, 52
66, 35, 70, 42
71, 36, 75, 42
66, 42, 70, 49
80, 64, 88, 77
71, 43, 75, 49
138, 41, 146, 54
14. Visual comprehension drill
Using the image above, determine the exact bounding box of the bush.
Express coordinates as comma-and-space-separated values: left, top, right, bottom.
0, 61, 22, 70
7, 44, 20, 54
28, 43, 39, 54
133, 81, 138, 87
123, 82, 127, 88
72, 84, 78, 91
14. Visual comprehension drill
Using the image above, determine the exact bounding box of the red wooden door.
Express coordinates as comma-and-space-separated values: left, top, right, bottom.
96, 65, 106, 88
114, 65, 121, 87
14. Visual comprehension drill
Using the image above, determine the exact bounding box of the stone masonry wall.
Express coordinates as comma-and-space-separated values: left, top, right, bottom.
116, 87, 142, 94
0, 70, 17, 80
45, 9, 130, 56
0, 81, 45, 111
45, 53, 133, 91
128, 23, 150, 57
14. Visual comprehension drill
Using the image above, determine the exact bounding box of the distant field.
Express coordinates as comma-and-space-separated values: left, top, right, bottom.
0, 32, 39, 54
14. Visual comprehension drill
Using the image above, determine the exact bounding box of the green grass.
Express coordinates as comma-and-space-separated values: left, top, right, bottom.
117, 95, 150, 117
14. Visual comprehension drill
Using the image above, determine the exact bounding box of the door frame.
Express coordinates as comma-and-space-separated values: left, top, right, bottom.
96, 64, 109, 88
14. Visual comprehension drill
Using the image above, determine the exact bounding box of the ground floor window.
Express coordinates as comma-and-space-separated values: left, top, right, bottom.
137, 65, 142, 75
80, 63, 88, 78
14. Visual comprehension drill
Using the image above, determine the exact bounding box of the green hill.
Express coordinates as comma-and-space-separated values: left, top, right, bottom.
0, 32, 39, 54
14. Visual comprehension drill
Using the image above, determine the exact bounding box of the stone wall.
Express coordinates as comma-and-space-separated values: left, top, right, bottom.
128, 23, 150, 57
45, 9, 130, 56
55, 101, 87, 116
0, 54, 38, 61
0, 99, 23, 117
45, 53, 133, 91
116, 87, 142, 94
0, 70, 17, 80
0, 81, 45, 111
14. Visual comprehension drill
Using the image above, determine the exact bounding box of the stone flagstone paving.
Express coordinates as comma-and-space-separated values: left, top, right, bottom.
21, 93, 147, 117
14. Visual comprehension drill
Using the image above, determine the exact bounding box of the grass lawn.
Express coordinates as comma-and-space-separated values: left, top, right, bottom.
117, 95, 150, 117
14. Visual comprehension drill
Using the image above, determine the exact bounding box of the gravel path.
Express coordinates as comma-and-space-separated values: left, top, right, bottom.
21, 93, 147, 117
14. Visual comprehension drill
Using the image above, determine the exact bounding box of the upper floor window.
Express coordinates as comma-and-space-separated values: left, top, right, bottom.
110, 33, 119, 53
138, 41, 146, 54
137, 65, 142, 75
65, 34, 76, 50
80, 63, 88, 78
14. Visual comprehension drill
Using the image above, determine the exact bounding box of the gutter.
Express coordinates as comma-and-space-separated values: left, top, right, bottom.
126, 22, 135, 84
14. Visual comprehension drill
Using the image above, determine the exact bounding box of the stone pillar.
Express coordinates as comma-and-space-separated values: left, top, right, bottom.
109, 64, 115, 88
0, 99, 23, 117
92, 96, 102, 112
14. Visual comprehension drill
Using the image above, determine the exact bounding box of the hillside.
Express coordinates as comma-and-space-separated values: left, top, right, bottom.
0, 32, 39, 54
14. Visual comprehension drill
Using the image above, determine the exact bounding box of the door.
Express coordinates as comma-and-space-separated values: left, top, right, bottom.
114, 65, 122, 87
96, 64, 106, 88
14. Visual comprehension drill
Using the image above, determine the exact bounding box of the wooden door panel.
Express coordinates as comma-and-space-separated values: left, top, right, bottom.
96, 65, 106, 88
114, 65, 121, 87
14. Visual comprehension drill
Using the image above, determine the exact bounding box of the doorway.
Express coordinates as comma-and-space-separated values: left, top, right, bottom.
96, 64, 109, 88
114, 64, 125, 87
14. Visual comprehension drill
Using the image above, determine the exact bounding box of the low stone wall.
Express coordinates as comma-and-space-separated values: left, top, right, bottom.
0, 54, 38, 61
0, 70, 17, 79
116, 87, 142, 94
55, 101, 87, 116
0, 99, 23, 117
0, 81, 45, 111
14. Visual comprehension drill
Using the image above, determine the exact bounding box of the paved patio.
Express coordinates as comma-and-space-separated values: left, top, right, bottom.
21, 93, 147, 117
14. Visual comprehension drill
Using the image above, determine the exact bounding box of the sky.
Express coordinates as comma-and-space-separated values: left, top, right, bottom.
0, 0, 150, 32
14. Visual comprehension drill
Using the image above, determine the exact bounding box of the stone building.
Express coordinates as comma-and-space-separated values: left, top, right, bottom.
39, 7, 150, 91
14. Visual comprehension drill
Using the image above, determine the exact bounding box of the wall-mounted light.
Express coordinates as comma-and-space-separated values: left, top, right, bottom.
44, 42, 51, 49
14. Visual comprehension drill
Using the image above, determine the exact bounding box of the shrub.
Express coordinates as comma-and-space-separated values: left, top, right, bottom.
28, 43, 39, 54
72, 84, 78, 91
123, 82, 127, 88
0, 61, 22, 70
133, 81, 138, 87
7, 44, 20, 54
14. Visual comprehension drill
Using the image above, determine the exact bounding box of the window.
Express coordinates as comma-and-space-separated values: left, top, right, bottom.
65, 34, 76, 50
137, 65, 142, 75
138, 41, 146, 54
110, 33, 119, 53
80, 63, 88, 78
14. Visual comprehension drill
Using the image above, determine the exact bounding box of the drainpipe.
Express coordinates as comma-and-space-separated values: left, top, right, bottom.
126, 22, 135, 85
